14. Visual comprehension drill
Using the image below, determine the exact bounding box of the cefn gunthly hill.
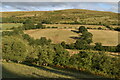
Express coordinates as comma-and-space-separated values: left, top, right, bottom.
1, 9, 119, 25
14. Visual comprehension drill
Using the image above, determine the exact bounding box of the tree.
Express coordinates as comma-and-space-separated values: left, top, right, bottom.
2, 36, 28, 63
35, 37, 51, 46
22, 34, 35, 45
69, 51, 92, 70
80, 32, 93, 44
53, 44, 70, 66
116, 44, 120, 52
22, 23, 35, 30
36, 23, 45, 29
78, 26, 88, 33
94, 43, 103, 51
23, 19, 32, 24
75, 39, 88, 50
37, 45, 55, 66
114, 27, 120, 31
66, 43, 75, 49
61, 41, 66, 48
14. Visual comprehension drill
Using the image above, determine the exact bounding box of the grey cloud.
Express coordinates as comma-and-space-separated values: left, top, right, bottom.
0, 2, 119, 13
1, 0, 120, 2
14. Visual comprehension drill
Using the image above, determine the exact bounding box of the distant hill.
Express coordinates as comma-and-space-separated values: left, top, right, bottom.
1, 9, 119, 25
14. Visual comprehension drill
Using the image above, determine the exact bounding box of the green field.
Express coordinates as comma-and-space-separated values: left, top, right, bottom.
0, 23, 23, 30
2, 62, 102, 78
24, 29, 119, 46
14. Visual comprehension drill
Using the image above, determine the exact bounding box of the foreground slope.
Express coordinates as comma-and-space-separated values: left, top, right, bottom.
2, 62, 103, 79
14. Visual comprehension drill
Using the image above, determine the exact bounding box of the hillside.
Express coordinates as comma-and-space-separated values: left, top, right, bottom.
2, 62, 103, 79
2, 9, 120, 79
1, 9, 119, 25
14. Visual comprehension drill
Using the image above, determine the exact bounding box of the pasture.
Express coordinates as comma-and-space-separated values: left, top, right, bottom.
89, 30, 119, 46
2, 62, 102, 78
0, 23, 23, 30
24, 29, 119, 46
24, 29, 78, 44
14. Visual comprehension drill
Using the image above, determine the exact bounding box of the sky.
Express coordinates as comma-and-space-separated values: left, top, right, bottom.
0, 2, 119, 13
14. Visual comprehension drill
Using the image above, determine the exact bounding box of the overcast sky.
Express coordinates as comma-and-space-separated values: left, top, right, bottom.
0, 2, 119, 13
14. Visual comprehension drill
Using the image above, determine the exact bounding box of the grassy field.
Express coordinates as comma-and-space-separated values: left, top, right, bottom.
88, 30, 119, 46
0, 23, 23, 30
2, 62, 103, 78
43, 24, 107, 29
24, 29, 78, 44
24, 29, 119, 46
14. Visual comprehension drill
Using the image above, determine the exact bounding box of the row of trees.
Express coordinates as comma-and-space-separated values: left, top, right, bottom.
74, 26, 93, 50
5, 18, 120, 32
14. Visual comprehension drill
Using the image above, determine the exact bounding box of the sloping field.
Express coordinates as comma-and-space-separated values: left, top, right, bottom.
0, 23, 23, 30
89, 30, 119, 46
24, 29, 78, 44
24, 29, 119, 46
2, 62, 102, 78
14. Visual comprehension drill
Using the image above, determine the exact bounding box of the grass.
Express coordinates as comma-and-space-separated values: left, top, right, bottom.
2, 62, 103, 79
24, 29, 119, 46
0, 23, 23, 30
24, 29, 78, 44
88, 29, 119, 46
